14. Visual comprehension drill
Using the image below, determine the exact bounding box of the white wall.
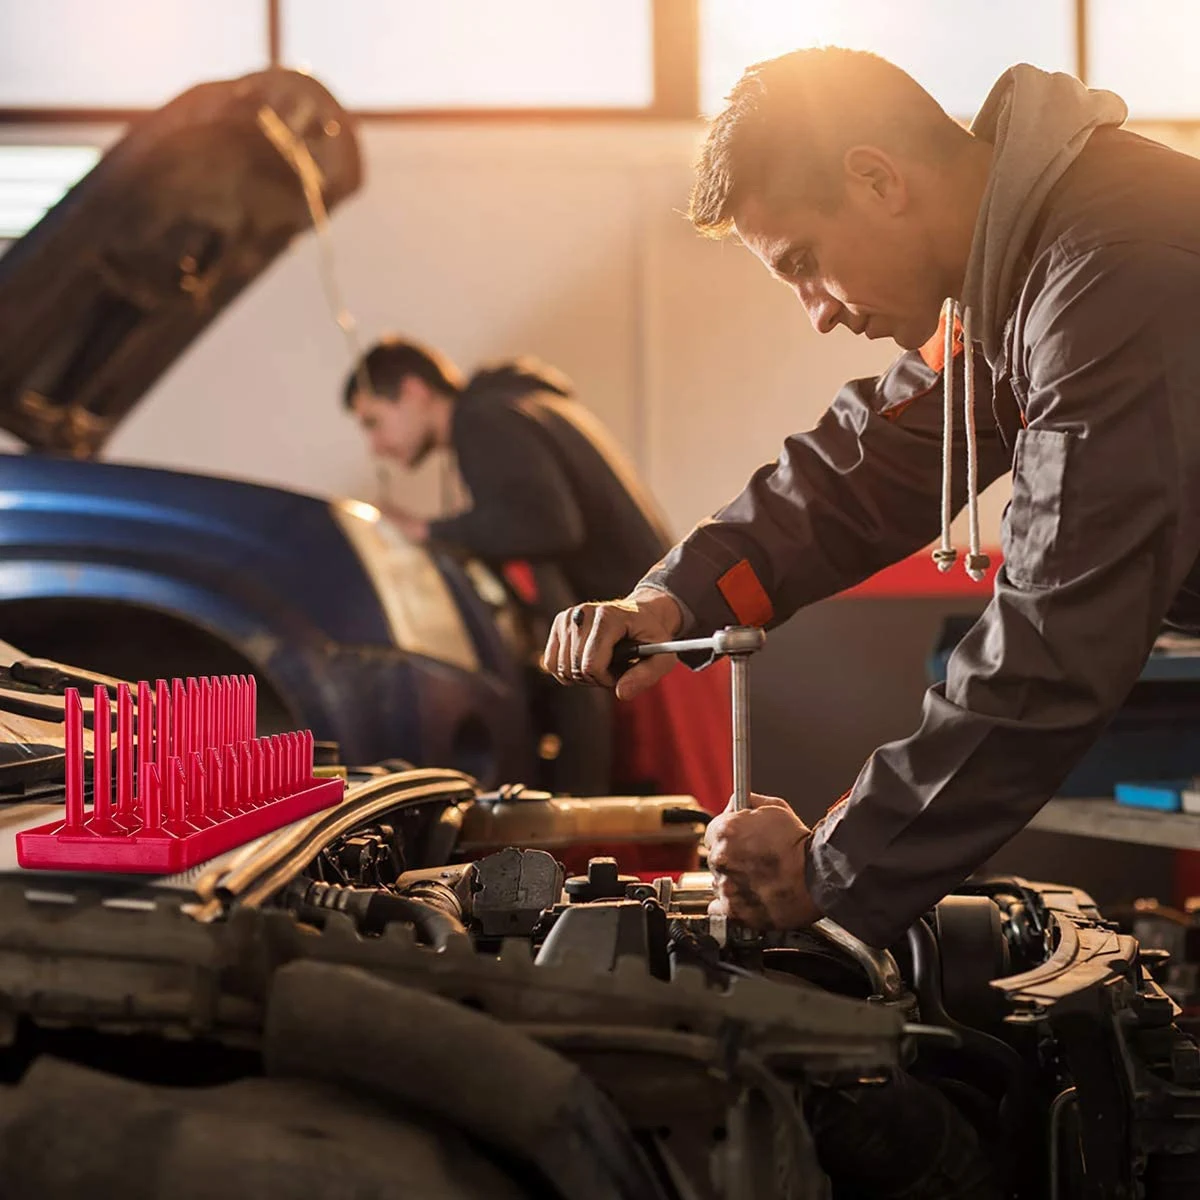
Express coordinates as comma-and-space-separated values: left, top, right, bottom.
37, 113, 1200, 547
5, 106, 1200, 557
0, 117, 1013, 549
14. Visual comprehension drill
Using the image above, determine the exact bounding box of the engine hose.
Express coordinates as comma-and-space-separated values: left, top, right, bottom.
806, 1071, 1004, 1199
284, 879, 466, 947
265, 960, 670, 1200
905, 919, 1035, 1157
398, 878, 465, 922
371, 895, 466, 948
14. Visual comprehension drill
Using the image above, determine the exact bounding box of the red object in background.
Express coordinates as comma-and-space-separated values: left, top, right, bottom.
17, 675, 343, 874
501, 559, 541, 607
1175, 850, 1200, 909
840, 546, 1003, 597
612, 657, 733, 817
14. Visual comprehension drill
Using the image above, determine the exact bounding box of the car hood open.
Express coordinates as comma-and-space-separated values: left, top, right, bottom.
0, 68, 362, 458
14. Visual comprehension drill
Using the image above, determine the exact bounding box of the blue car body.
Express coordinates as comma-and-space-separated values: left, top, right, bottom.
0, 453, 534, 783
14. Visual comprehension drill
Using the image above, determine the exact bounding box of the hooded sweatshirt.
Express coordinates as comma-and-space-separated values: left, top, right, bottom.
639, 65, 1200, 947
962, 65, 1127, 362
931, 68, 1127, 583
430, 359, 672, 606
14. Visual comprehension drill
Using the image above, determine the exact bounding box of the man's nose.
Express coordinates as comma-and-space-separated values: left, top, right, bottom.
794, 284, 844, 335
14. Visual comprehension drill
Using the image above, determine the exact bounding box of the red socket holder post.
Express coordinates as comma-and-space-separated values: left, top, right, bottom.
16, 675, 344, 874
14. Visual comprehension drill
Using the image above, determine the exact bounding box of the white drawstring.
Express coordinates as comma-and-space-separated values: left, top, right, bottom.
961, 306, 991, 582
931, 299, 991, 581
932, 298, 957, 573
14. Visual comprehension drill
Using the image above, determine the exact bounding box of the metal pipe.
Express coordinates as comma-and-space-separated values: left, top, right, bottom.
620, 634, 725, 657
616, 625, 764, 814
616, 625, 765, 662
731, 654, 751, 812
812, 917, 906, 1001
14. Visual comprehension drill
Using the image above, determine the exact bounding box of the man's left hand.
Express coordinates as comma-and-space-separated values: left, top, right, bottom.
706, 793, 822, 931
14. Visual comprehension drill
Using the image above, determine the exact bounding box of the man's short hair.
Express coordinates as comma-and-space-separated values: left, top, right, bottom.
690, 47, 970, 238
342, 338, 465, 408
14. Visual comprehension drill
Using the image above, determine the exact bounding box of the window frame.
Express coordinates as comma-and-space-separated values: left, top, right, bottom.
2, 1, 1198, 127
0, 0, 700, 124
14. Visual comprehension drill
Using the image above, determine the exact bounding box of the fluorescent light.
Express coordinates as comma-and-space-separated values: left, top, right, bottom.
0, 145, 101, 238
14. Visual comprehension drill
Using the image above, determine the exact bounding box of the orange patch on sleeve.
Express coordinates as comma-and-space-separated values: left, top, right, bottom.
716, 559, 774, 627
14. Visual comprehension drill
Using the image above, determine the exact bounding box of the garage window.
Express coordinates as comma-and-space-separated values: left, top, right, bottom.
699, 0, 1077, 119
280, 0, 655, 111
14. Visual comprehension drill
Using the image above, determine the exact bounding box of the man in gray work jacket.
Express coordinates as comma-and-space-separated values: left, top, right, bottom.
544, 47, 1200, 949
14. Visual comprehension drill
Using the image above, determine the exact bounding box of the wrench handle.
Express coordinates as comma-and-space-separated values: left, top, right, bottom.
731, 654, 751, 812
609, 635, 714, 679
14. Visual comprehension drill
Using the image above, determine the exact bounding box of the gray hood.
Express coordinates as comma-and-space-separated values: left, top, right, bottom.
962, 64, 1127, 362
931, 67, 1126, 584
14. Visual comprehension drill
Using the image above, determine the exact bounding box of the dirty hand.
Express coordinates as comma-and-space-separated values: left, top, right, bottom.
542, 588, 683, 700
705, 792, 822, 932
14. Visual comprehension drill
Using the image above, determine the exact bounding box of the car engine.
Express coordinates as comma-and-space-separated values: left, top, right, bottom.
2, 752, 1199, 1200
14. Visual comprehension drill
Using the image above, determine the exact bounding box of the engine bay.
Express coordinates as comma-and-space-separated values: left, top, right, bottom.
3, 762, 1199, 1199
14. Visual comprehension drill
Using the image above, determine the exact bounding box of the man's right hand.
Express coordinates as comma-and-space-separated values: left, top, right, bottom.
543, 588, 684, 700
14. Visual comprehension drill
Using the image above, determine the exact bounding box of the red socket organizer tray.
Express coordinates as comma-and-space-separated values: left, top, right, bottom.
17, 674, 345, 874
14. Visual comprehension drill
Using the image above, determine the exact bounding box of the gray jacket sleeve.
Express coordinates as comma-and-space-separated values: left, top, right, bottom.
810, 243, 1200, 948
639, 347, 1009, 631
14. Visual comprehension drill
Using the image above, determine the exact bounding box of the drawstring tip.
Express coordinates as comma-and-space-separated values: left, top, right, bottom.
964, 552, 991, 583
932, 548, 957, 573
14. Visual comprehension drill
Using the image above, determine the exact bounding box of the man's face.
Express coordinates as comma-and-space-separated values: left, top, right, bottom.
733, 162, 945, 351
351, 384, 436, 469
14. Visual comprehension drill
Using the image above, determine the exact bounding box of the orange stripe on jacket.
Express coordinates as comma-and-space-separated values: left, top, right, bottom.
878, 308, 965, 424
717, 559, 774, 627
827, 787, 853, 816
917, 308, 964, 373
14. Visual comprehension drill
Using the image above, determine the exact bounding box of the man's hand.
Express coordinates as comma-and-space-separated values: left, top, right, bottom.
542, 588, 683, 700
382, 506, 430, 544
706, 793, 822, 931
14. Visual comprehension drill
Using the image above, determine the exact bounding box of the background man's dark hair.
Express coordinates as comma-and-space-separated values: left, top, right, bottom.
690, 46, 971, 238
343, 338, 465, 408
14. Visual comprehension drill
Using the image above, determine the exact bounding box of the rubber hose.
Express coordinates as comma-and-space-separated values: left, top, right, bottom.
369, 894, 465, 947
905, 917, 1035, 1181
807, 1071, 1003, 1199
264, 960, 669, 1200
285, 879, 466, 947
906, 920, 1028, 1084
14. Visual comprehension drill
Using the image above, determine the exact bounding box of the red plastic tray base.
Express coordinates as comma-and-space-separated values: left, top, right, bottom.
15, 674, 344, 875
17, 777, 345, 874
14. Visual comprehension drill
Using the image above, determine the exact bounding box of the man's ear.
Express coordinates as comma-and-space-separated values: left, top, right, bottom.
398, 375, 430, 407
842, 145, 907, 214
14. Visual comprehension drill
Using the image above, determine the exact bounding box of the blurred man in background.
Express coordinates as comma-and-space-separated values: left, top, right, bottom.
345, 339, 671, 612
344, 337, 731, 809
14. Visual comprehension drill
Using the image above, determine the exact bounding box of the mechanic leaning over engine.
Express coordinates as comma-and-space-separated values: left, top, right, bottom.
545, 47, 1200, 949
